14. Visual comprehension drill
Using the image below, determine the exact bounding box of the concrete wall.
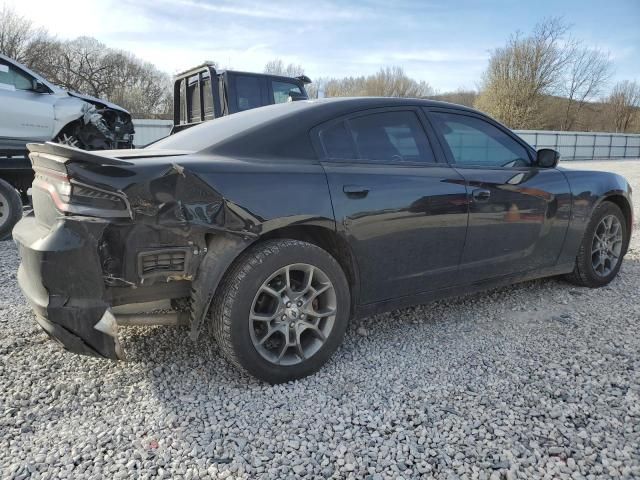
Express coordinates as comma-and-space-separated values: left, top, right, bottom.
132, 119, 173, 147
514, 131, 640, 160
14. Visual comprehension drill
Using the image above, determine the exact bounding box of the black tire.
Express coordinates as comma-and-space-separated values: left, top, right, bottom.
0, 178, 23, 241
210, 239, 350, 383
565, 201, 628, 288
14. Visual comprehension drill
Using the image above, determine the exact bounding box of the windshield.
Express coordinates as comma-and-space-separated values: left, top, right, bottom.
151, 101, 315, 152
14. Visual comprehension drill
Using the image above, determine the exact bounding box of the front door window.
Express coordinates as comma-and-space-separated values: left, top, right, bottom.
431, 112, 531, 168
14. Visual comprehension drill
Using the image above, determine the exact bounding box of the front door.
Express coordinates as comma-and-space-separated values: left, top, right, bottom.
0, 60, 54, 142
316, 107, 469, 304
426, 109, 571, 283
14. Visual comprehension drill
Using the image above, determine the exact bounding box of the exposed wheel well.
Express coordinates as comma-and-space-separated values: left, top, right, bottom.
53, 119, 82, 140
258, 226, 360, 309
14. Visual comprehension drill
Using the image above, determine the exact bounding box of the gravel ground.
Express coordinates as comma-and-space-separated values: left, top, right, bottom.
1, 160, 639, 480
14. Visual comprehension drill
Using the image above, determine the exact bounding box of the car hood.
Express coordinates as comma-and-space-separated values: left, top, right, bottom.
67, 91, 131, 116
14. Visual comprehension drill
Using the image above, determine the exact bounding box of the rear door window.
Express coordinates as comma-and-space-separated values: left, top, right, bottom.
348, 111, 435, 163
319, 122, 356, 159
235, 75, 263, 111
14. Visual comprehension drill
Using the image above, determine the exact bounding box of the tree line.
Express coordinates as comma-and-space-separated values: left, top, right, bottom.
1, 7, 638, 132
264, 19, 639, 133
473, 18, 639, 133
0, 6, 172, 119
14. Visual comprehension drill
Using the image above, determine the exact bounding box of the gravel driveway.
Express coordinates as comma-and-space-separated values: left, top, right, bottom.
1, 160, 639, 480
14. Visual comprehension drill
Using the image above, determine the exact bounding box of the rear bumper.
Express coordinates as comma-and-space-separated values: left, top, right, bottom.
13, 213, 123, 359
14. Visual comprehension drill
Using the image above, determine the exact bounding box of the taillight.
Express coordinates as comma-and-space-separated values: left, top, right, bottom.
33, 168, 130, 218
70, 183, 129, 212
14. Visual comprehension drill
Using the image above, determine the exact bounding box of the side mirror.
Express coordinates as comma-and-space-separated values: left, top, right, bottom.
536, 148, 560, 168
288, 90, 308, 102
31, 79, 49, 94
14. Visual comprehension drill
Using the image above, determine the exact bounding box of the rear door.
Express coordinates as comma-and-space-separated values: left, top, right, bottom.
425, 108, 571, 283
316, 107, 469, 304
0, 59, 54, 142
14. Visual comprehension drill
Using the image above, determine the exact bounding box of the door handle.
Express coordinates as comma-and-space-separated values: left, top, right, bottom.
343, 185, 370, 198
472, 188, 491, 202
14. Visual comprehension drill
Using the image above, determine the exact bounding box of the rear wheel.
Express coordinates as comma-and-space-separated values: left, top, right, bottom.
566, 201, 628, 287
210, 239, 350, 383
0, 178, 23, 241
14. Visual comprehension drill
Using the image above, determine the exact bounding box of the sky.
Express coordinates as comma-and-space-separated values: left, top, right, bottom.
3, 0, 639, 93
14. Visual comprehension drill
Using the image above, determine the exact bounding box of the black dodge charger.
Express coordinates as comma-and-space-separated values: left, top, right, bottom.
14, 98, 633, 383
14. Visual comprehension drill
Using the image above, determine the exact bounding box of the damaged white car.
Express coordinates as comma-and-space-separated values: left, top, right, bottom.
0, 53, 134, 151
0, 53, 135, 239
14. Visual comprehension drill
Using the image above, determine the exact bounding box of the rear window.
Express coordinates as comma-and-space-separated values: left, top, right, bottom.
151, 101, 313, 152
236, 75, 263, 111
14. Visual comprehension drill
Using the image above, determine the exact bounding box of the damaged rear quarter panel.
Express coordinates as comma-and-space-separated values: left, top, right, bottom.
69, 153, 336, 338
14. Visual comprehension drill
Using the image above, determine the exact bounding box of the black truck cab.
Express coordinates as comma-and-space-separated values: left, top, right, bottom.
173, 63, 311, 133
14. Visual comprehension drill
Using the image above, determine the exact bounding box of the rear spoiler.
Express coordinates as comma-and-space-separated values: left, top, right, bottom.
27, 142, 134, 166
27, 142, 191, 167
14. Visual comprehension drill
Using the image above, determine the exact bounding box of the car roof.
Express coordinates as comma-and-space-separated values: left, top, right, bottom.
151, 97, 481, 159
304, 96, 475, 111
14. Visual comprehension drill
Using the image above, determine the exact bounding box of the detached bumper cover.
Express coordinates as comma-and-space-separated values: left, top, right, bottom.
13, 213, 123, 359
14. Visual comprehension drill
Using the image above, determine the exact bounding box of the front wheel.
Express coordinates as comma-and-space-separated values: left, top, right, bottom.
210, 239, 350, 383
566, 201, 628, 287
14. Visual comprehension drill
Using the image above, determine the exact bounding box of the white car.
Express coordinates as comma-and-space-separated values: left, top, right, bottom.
0, 53, 135, 240
0, 53, 134, 151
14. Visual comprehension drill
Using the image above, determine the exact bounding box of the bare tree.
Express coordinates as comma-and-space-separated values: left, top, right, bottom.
0, 7, 172, 118
560, 46, 612, 130
606, 81, 640, 133
475, 18, 571, 129
0, 6, 49, 63
433, 89, 478, 107
105, 51, 173, 118
364, 66, 433, 97
322, 67, 433, 98
264, 59, 305, 77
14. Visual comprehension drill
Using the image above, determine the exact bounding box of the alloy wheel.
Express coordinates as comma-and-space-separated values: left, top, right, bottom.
591, 214, 623, 277
249, 263, 337, 366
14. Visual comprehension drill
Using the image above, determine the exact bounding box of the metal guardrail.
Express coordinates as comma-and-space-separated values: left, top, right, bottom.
515, 130, 640, 160
132, 120, 640, 160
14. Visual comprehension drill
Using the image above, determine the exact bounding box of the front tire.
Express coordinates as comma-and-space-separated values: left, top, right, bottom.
210, 239, 350, 383
566, 201, 628, 287
0, 178, 23, 241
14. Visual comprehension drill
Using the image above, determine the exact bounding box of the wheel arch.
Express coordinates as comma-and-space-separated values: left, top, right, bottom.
257, 225, 360, 309
600, 194, 633, 254
189, 224, 360, 341
52, 118, 83, 141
